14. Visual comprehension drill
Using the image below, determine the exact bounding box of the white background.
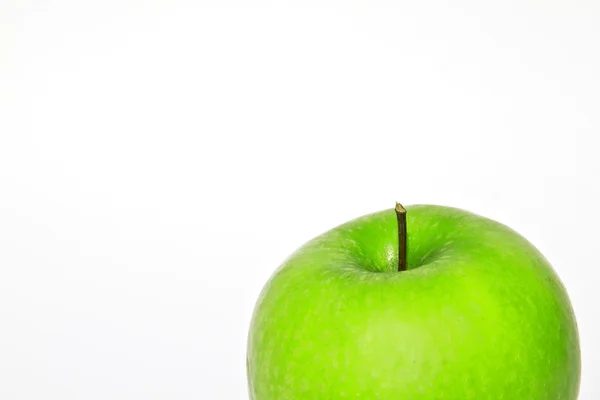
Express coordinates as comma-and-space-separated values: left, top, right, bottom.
0, 0, 598, 398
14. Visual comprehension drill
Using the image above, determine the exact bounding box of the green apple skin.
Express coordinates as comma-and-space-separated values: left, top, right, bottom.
247, 205, 580, 399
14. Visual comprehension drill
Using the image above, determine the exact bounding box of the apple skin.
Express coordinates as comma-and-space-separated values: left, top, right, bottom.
247, 205, 580, 399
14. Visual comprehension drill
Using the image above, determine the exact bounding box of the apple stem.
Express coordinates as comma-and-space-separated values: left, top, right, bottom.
395, 202, 407, 272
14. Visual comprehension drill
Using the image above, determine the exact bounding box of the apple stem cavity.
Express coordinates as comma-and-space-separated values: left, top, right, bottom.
395, 202, 407, 272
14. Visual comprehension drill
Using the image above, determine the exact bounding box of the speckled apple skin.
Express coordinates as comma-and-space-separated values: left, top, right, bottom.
247, 205, 580, 399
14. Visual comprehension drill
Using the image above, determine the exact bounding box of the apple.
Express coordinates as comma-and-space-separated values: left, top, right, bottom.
246, 204, 580, 399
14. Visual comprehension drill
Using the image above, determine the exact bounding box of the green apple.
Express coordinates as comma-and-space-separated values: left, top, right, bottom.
247, 205, 580, 399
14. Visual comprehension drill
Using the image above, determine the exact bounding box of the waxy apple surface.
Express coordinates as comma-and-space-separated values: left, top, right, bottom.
247, 205, 580, 399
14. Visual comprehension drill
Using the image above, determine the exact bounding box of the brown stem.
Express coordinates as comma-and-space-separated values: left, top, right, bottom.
395, 202, 407, 272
